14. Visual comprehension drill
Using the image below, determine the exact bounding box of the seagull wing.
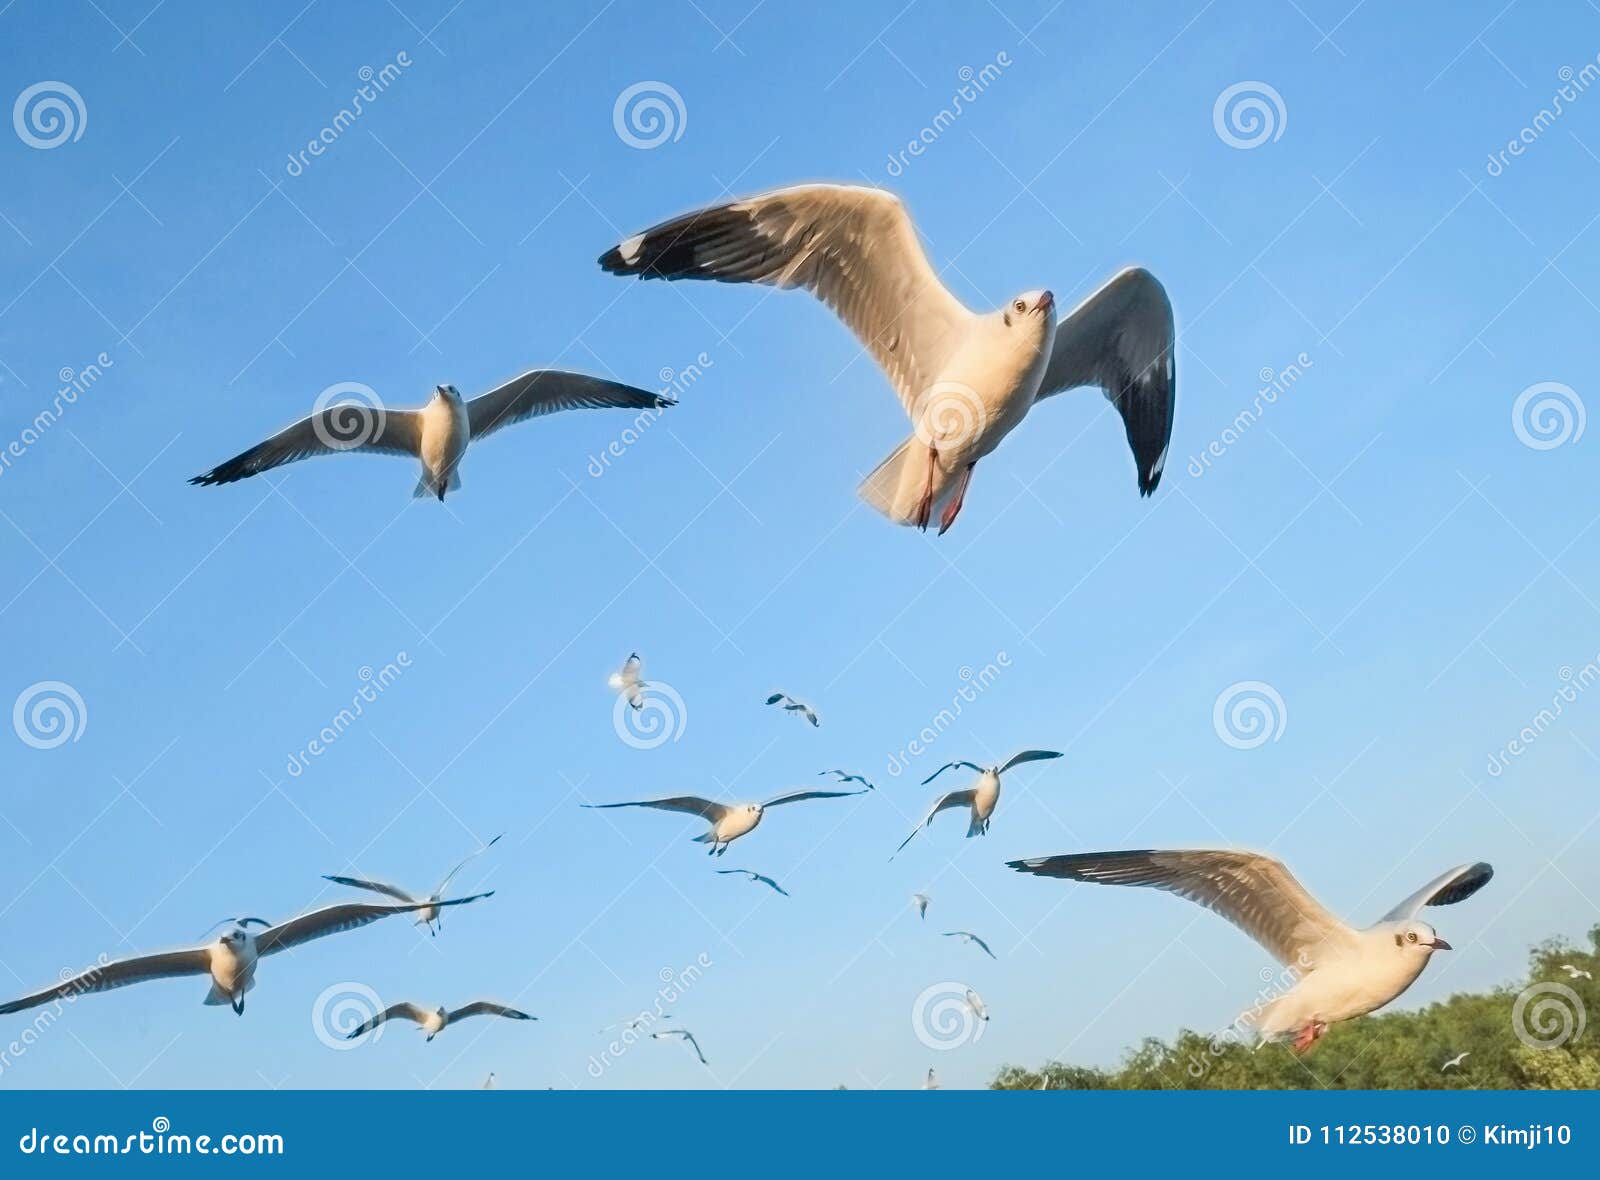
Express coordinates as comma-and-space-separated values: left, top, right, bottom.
894, 789, 977, 856
320, 875, 418, 904
1379, 862, 1494, 923
447, 1001, 536, 1023
920, 761, 983, 786
581, 796, 729, 822
765, 693, 791, 706
997, 749, 1063, 775
466, 370, 672, 442
346, 1002, 432, 1039
601, 184, 974, 415
257, 897, 486, 956
943, 932, 997, 959
190, 408, 423, 485
656, 1028, 710, 1064
761, 788, 866, 808
434, 833, 505, 896
754, 874, 789, 897
1008, 849, 1358, 967
1036, 267, 1175, 497
0, 948, 213, 1015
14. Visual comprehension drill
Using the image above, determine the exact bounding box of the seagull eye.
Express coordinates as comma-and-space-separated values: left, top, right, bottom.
1406, 931, 1418, 943
1013, 300, 1026, 313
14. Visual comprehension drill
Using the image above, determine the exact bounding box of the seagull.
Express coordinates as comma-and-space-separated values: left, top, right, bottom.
1441, 1051, 1470, 1071
1008, 850, 1494, 1052
766, 692, 819, 727
582, 788, 865, 855
894, 750, 1062, 856
322, 833, 502, 936
911, 892, 930, 920
600, 184, 1175, 534
608, 652, 646, 710
190, 371, 673, 500
943, 931, 997, 960
716, 868, 790, 896
482, 1072, 496, 1089
964, 988, 989, 1022
1560, 963, 1593, 980
651, 1028, 708, 1065
922, 1067, 940, 1090
345, 1000, 535, 1042
0, 897, 490, 1018
819, 769, 875, 790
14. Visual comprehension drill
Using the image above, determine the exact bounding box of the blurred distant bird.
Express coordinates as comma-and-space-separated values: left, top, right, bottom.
894, 750, 1062, 856
943, 931, 996, 960
911, 892, 930, 920
583, 789, 864, 855
1441, 1052, 1470, 1071
964, 988, 989, 1022
323, 833, 502, 936
191, 372, 672, 500
482, 1072, 496, 1089
346, 1000, 535, 1043
819, 769, 874, 790
608, 652, 646, 710
922, 1067, 940, 1090
1008, 850, 1493, 1053
1560, 963, 1593, 980
600, 184, 1175, 533
716, 868, 790, 896
652, 1028, 707, 1065
766, 692, 819, 727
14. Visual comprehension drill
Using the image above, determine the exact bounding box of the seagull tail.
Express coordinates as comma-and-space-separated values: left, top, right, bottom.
856, 436, 958, 526
202, 982, 231, 1006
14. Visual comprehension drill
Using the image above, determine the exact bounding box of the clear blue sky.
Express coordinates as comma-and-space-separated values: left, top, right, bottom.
1, 0, 1597, 1090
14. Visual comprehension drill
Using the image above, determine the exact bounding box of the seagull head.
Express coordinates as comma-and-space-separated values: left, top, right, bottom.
744, 803, 763, 817
1000, 290, 1057, 347
1391, 920, 1450, 954
435, 383, 463, 403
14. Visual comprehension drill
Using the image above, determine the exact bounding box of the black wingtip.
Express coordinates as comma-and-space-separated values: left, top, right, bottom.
652, 394, 678, 409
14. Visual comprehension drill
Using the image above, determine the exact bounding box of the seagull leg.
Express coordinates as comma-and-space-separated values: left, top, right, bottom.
1291, 1021, 1326, 1053
913, 446, 939, 531
937, 463, 975, 536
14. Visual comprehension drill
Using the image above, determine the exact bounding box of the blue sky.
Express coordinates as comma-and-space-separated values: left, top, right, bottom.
1, 0, 1598, 1090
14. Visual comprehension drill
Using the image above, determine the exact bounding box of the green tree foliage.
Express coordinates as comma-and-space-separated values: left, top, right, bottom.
993, 927, 1598, 1090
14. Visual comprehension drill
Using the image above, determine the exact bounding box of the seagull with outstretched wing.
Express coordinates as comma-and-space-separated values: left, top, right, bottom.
766, 692, 819, 727
609, 652, 646, 710
600, 184, 1175, 533
1008, 849, 1493, 1052
191, 371, 673, 500
911, 892, 930, 920
651, 1028, 708, 1065
583, 787, 865, 855
893, 750, 1061, 856
345, 999, 535, 1043
716, 868, 790, 897
819, 769, 875, 790
943, 931, 997, 960
323, 833, 502, 935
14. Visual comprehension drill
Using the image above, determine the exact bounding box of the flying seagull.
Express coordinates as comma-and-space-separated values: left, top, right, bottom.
766, 692, 818, 726
323, 833, 502, 935
651, 1028, 708, 1065
1008, 850, 1494, 1052
1560, 963, 1593, 980
600, 184, 1175, 533
894, 750, 1062, 856
819, 769, 875, 790
964, 988, 989, 1022
911, 892, 930, 920
583, 788, 865, 855
1441, 1051, 1470, 1071
716, 868, 790, 896
608, 652, 646, 709
0, 898, 490, 1018
190, 371, 672, 500
345, 1000, 535, 1042
922, 1067, 940, 1090
482, 1072, 496, 1089
943, 931, 997, 960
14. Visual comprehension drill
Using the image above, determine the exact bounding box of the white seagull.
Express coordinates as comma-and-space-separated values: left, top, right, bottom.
608, 652, 646, 710
651, 1028, 708, 1065
715, 868, 790, 896
1008, 850, 1494, 1052
911, 892, 931, 920
583, 788, 865, 855
922, 1067, 940, 1090
894, 750, 1062, 856
190, 371, 672, 500
1441, 1051, 1470, 1071
1560, 963, 1593, 980
819, 769, 875, 790
943, 931, 997, 960
323, 833, 502, 936
345, 1000, 535, 1042
482, 1072, 496, 1089
766, 692, 819, 727
600, 184, 1175, 533
0, 898, 490, 1018
964, 988, 989, 1022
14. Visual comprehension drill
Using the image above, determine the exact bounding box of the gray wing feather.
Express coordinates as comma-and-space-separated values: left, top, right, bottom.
1380, 862, 1494, 923
466, 371, 672, 441
0, 948, 212, 1015
190, 408, 422, 485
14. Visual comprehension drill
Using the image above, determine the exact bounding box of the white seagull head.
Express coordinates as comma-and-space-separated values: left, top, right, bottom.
434, 383, 464, 403
1382, 918, 1450, 957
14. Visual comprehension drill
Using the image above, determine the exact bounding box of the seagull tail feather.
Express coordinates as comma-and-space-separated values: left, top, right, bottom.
857, 435, 959, 526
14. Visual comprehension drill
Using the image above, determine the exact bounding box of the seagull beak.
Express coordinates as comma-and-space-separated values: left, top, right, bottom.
1036, 290, 1054, 313
1429, 937, 1452, 951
